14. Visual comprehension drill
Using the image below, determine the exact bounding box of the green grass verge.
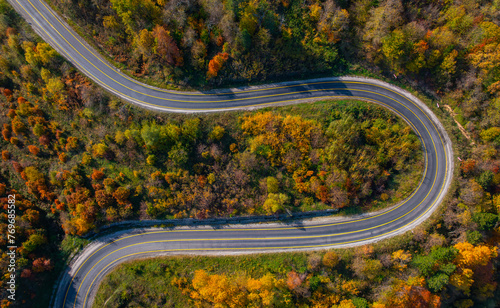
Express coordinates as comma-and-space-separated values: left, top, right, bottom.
93, 252, 310, 307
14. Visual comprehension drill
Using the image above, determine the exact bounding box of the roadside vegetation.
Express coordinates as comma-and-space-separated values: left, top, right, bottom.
0, 1, 424, 306
94, 233, 498, 307
47, 0, 500, 95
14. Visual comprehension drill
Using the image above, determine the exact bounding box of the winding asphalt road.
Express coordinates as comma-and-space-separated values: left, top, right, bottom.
7, 0, 455, 307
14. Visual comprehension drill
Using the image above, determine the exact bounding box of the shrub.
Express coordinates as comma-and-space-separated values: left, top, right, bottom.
12, 161, 23, 173
266, 177, 279, 194
91, 169, 105, 181
59, 152, 68, 163
1, 150, 10, 161
146, 154, 156, 165
322, 251, 339, 268
92, 143, 109, 158
465, 230, 483, 245
472, 212, 498, 230
65, 136, 79, 151
209, 125, 225, 141
28, 145, 40, 156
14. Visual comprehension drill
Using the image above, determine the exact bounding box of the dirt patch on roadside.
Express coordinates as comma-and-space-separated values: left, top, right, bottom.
443, 104, 475, 145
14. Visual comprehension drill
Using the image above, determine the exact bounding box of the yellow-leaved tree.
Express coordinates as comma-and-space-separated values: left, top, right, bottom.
173, 269, 284, 307
450, 242, 498, 295
374, 276, 440, 308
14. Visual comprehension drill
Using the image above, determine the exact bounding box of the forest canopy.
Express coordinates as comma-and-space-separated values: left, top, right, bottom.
1, 0, 500, 307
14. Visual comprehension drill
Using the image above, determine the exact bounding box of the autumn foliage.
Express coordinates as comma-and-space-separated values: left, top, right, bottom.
153, 25, 183, 66
207, 52, 229, 79
1, 150, 10, 161
28, 145, 40, 156
375, 277, 441, 308
3, 0, 500, 305
173, 269, 283, 307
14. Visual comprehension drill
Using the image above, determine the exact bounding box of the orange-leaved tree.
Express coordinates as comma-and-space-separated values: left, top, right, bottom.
207, 52, 229, 79
374, 276, 441, 308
